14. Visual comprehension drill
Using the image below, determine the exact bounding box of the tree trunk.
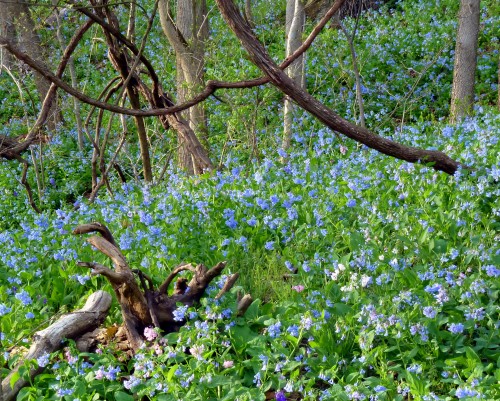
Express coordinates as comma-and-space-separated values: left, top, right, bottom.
283, 0, 306, 152
450, 0, 481, 123
159, 0, 209, 174
53, 2, 84, 150
0, 1, 16, 70
7, 0, 60, 130
497, 52, 499, 112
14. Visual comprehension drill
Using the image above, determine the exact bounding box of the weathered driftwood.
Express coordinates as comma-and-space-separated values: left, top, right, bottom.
73, 222, 252, 352
1, 291, 112, 401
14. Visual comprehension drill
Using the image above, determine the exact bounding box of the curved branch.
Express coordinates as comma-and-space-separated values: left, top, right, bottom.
158, 263, 197, 294
73, 222, 117, 246
1, 20, 93, 158
78, 261, 125, 284
215, 0, 462, 175
215, 273, 240, 300
0, 0, 345, 122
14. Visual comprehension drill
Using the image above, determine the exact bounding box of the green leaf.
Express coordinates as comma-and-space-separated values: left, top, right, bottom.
349, 232, 364, 251
244, 299, 261, 320
9, 370, 20, 389
114, 391, 134, 401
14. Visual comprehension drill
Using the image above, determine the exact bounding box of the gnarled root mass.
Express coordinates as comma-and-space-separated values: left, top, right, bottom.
73, 222, 251, 351
2, 222, 251, 401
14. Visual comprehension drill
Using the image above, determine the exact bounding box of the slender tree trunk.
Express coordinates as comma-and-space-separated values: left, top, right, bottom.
53, 3, 84, 149
127, 87, 153, 182
336, 10, 365, 128
0, 1, 16, 70
450, 0, 481, 123
159, 0, 209, 174
8, 0, 60, 130
497, 53, 499, 112
283, 0, 305, 152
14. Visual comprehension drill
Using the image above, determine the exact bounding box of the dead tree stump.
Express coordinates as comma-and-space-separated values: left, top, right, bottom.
73, 222, 250, 351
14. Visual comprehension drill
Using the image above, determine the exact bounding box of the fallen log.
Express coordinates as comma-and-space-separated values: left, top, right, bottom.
1, 291, 112, 401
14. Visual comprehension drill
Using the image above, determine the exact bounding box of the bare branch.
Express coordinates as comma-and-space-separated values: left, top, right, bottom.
215, 273, 240, 300
0, 0, 345, 122
77, 261, 126, 283
73, 222, 117, 246
0, 20, 93, 157
237, 294, 253, 316
158, 263, 197, 294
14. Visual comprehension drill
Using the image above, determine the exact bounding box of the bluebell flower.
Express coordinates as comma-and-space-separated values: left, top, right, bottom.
173, 305, 188, 322
346, 199, 357, 208
300, 316, 313, 330
287, 325, 299, 337
422, 306, 437, 318
268, 321, 281, 338
265, 241, 275, 250
302, 262, 310, 273
287, 207, 298, 221
15, 290, 32, 306
0, 304, 11, 316
455, 387, 477, 398
37, 353, 50, 367
253, 371, 262, 386
464, 307, 485, 321
256, 198, 270, 210
448, 323, 465, 334
104, 366, 121, 380
124, 375, 141, 390
483, 265, 500, 277
55, 388, 74, 397
407, 364, 422, 374
138, 211, 154, 225
269, 195, 280, 205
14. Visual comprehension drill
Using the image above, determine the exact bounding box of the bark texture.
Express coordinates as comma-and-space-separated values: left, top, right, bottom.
74, 222, 249, 351
450, 0, 481, 123
158, 0, 209, 173
1, 291, 112, 401
283, 0, 306, 151
88, 0, 213, 176
216, 0, 462, 175
4, 0, 60, 129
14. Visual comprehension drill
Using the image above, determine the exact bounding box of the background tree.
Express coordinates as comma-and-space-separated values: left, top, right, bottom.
2, 0, 60, 130
450, 0, 481, 123
158, 0, 209, 173
282, 0, 306, 152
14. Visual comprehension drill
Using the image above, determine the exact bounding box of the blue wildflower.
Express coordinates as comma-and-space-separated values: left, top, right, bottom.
15, 290, 32, 306
267, 321, 281, 338
173, 305, 188, 322
448, 323, 465, 334
0, 304, 11, 316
